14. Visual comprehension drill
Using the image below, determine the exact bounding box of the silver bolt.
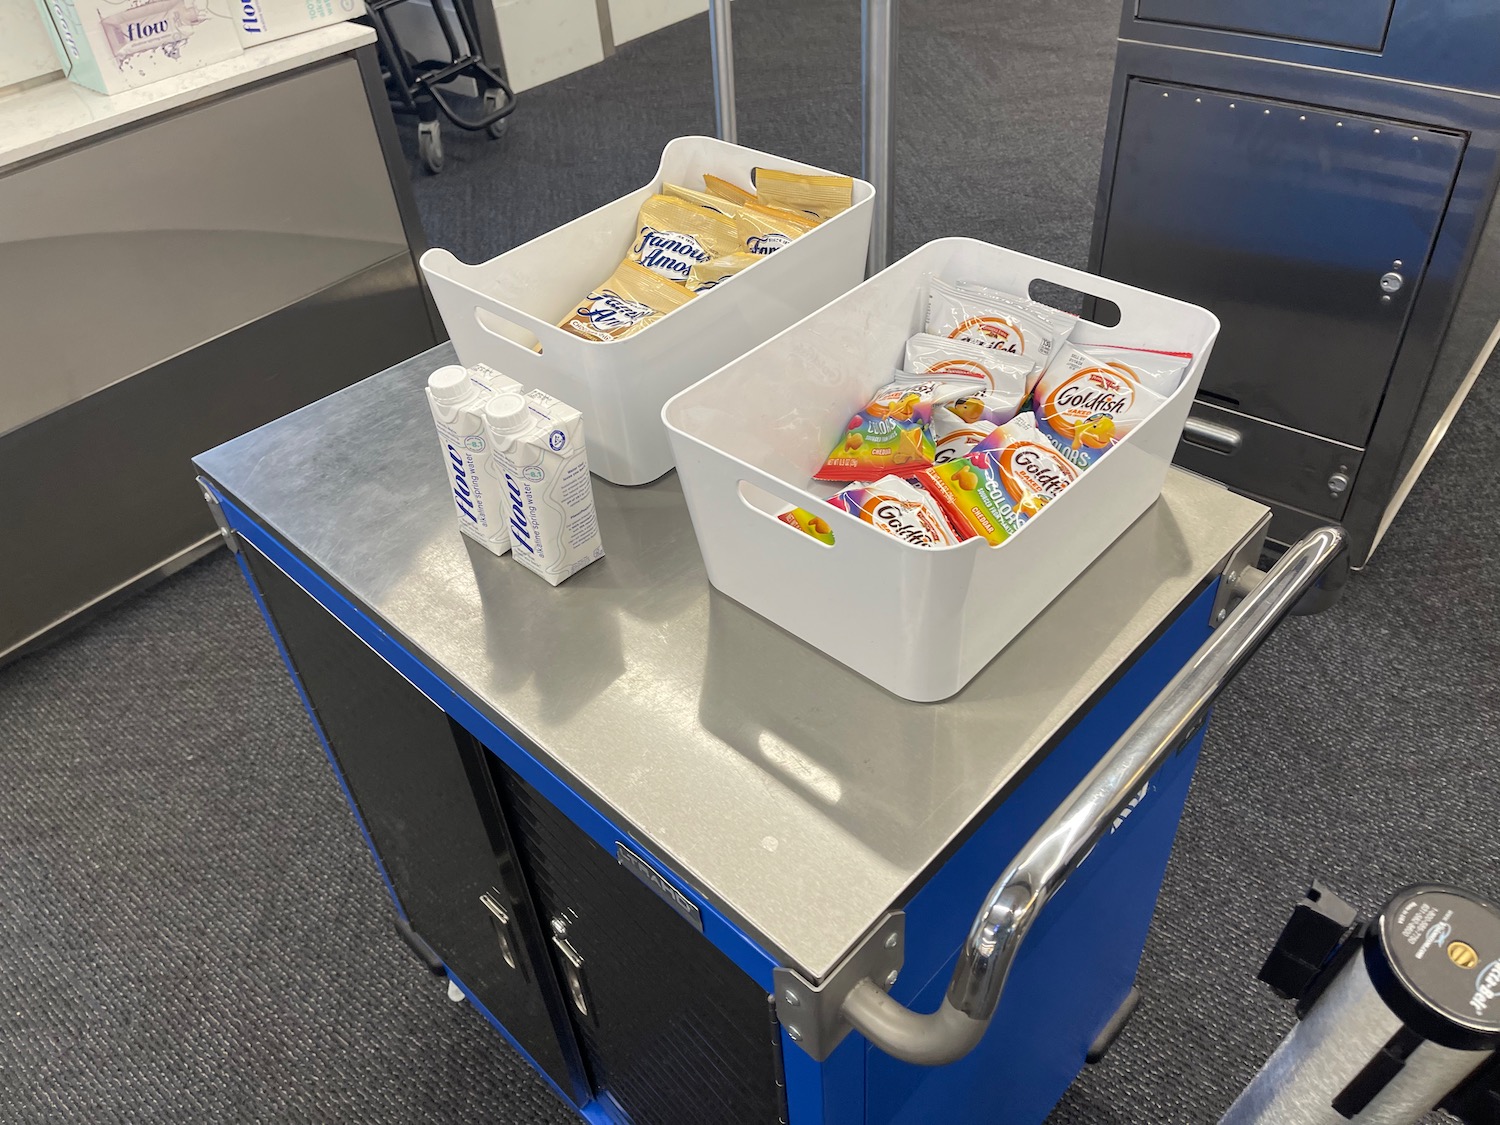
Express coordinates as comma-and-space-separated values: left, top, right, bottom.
1328, 472, 1350, 495
884, 970, 900, 987
1215, 607, 1228, 624
782, 988, 800, 1008
1393, 260, 1403, 268
786, 1025, 802, 1042
1225, 570, 1239, 587
884, 933, 899, 950
550, 918, 568, 937
1381, 295, 1393, 305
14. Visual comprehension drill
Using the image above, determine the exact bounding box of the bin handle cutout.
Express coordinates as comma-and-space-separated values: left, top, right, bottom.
1027, 278, 1122, 328
475, 306, 545, 356
737, 479, 836, 548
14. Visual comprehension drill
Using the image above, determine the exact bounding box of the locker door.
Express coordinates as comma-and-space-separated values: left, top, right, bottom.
1098, 79, 1465, 446
498, 766, 786, 1125
1134, 0, 1395, 51
242, 544, 585, 1099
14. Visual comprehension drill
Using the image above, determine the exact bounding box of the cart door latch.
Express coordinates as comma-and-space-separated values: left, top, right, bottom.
772, 912, 904, 1061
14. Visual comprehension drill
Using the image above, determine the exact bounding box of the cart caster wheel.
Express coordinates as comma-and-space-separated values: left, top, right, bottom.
483, 89, 510, 138
418, 121, 444, 174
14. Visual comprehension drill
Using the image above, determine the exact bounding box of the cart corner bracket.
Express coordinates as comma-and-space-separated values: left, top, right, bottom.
773, 912, 904, 1061
197, 476, 239, 554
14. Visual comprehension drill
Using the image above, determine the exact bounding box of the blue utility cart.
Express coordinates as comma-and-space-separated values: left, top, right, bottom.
194, 343, 1341, 1125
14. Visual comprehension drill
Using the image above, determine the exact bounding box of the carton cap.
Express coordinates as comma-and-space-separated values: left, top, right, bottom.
485, 393, 532, 434
428, 365, 476, 404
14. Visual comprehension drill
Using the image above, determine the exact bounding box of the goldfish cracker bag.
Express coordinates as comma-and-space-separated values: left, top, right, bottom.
1083, 345, 1191, 395
751, 167, 854, 222
776, 505, 836, 545
1031, 343, 1173, 468
736, 203, 816, 257
814, 373, 958, 482
628, 194, 740, 284
686, 251, 760, 293
826, 476, 968, 548
925, 277, 1059, 365
917, 413, 1081, 546
930, 407, 996, 465
703, 173, 757, 207
557, 259, 695, 342
905, 333, 1039, 396
955, 281, 1080, 349
928, 378, 1029, 464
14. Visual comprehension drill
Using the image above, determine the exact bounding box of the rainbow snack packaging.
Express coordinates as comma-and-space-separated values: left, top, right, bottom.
661, 182, 741, 218
925, 276, 1059, 365
1031, 343, 1176, 468
814, 374, 964, 482
751, 167, 854, 222
627, 194, 740, 284
686, 251, 760, 293
703, 173, 758, 208
736, 202, 817, 257
776, 505, 837, 545
927, 381, 1025, 464
826, 475, 969, 548
917, 413, 1081, 545
904, 333, 1039, 396
557, 259, 696, 342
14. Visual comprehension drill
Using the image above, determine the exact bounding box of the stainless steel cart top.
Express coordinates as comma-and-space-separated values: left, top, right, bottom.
196, 343, 1268, 981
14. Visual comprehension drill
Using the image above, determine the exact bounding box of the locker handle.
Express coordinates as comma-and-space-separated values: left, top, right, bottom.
480, 892, 524, 976
1182, 416, 1243, 455
551, 925, 596, 1025
836, 525, 1348, 1066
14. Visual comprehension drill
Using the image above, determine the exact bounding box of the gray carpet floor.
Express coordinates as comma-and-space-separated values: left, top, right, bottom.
4, 0, 1497, 1121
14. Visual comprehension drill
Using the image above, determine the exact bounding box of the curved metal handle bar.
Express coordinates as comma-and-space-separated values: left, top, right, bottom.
839, 524, 1349, 1066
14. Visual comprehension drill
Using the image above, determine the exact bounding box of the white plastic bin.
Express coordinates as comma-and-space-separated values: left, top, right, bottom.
662, 238, 1220, 702
420, 137, 875, 485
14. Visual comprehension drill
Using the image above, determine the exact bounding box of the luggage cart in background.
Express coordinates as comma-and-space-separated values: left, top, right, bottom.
365, 0, 516, 174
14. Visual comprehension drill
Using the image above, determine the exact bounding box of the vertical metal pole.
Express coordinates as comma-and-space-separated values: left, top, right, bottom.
862, 0, 896, 274
709, 0, 737, 143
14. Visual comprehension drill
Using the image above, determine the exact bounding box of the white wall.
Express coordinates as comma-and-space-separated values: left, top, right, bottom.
493, 0, 715, 92
0, 0, 63, 93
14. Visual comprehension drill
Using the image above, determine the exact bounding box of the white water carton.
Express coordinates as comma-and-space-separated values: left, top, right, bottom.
483, 390, 605, 586
425, 364, 520, 555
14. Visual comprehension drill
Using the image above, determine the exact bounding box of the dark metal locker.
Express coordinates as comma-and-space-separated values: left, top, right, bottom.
1133, 0, 1397, 51
242, 544, 585, 1099
498, 766, 786, 1125
1098, 79, 1465, 448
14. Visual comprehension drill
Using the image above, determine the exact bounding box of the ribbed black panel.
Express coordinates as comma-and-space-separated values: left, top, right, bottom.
500, 768, 783, 1125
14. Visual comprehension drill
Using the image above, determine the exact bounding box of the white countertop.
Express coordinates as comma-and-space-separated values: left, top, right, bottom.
0, 23, 376, 172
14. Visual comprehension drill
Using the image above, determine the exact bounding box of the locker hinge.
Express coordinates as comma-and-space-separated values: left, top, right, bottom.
772, 912, 904, 1062
197, 477, 240, 554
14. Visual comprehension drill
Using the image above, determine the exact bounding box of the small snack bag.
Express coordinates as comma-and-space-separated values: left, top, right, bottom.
930, 407, 997, 465
686, 251, 760, 293
814, 374, 958, 482
703, 173, 757, 207
776, 506, 836, 545
628, 194, 740, 284
557, 259, 696, 342
925, 277, 1059, 365
661, 182, 740, 218
917, 413, 1080, 545
1085, 345, 1191, 395
736, 203, 817, 256
751, 167, 854, 221
826, 475, 968, 547
1031, 343, 1175, 468
905, 333, 1040, 395
954, 281, 1080, 349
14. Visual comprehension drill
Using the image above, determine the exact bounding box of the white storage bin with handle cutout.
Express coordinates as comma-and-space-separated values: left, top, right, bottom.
420, 136, 875, 486
662, 237, 1220, 702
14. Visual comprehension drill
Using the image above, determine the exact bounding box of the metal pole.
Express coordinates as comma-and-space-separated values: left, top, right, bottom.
708, 0, 736, 143
861, 0, 897, 274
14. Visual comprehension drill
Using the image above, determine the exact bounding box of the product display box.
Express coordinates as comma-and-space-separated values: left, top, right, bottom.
34, 0, 242, 94
231, 0, 363, 48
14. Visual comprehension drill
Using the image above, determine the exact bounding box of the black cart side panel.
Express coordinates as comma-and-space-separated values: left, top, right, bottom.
241, 543, 581, 1096
498, 764, 785, 1125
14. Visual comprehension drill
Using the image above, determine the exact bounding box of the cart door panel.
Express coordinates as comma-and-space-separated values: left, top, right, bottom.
1134, 0, 1396, 51
1097, 79, 1464, 446
242, 544, 582, 1097
498, 765, 785, 1125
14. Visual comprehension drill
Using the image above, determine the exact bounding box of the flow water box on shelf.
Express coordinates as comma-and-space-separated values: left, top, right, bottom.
34, 0, 242, 94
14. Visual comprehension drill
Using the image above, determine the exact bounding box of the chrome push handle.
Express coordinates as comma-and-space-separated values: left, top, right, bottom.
839, 525, 1349, 1066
